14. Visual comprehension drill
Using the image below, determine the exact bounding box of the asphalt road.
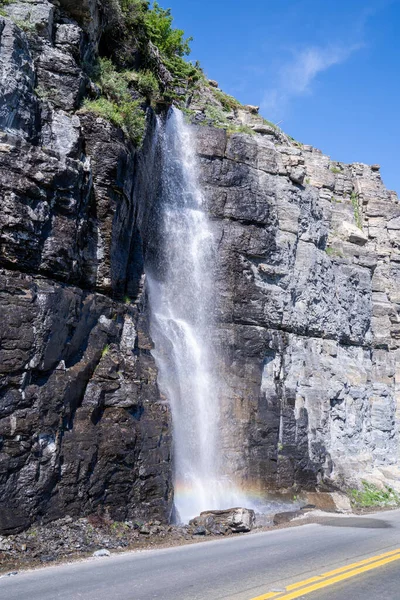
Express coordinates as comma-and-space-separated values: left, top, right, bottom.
2, 509, 400, 600
310, 559, 400, 600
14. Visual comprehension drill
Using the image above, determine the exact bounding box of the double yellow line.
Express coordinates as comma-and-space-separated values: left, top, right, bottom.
250, 547, 400, 600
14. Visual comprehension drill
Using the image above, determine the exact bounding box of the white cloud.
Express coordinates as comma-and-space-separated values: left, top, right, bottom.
261, 43, 362, 119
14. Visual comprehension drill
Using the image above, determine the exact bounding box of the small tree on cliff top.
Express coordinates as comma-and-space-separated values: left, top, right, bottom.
143, 2, 192, 58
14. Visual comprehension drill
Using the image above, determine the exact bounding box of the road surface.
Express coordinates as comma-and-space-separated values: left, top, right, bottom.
2, 509, 400, 599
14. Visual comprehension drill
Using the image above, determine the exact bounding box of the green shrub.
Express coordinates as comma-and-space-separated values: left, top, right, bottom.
83, 97, 123, 127
350, 481, 400, 508
121, 100, 147, 143
137, 69, 159, 100
119, 0, 203, 93
330, 166, 341, 174
325, 246, 344, 258
212, 88, 241, 111
351, 191, 362, 229
0, 0, 10, 16
96, 1, 204, 105
204, 104, 229, 128
262, 117, 277, 129
228, 124, 255, 136
35, 86, 49, 100
143, 2, 192, 59
83, 57, 148, 145
95, 57, 131, 102
82, 98, 146, 145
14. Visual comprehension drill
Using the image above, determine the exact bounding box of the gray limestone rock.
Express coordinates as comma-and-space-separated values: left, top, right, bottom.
194, 117, 400, 496
4, 0, 55, 40
190, 508, 255, 534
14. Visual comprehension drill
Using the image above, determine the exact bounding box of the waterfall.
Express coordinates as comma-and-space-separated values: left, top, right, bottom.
146, 108, 250, 523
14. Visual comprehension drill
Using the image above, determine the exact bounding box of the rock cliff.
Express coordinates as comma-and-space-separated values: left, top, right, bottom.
195, 124, 400, 496
0, 0, 399, 534
0, 0, 172, 534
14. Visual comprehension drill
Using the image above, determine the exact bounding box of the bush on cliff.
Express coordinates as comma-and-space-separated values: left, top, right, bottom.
141, 1, 192, 58
101, 1, 201, 88
350, 481, 400, 508
136, 69, 160, 100
83, 1, 202, 142
82, 97, 146, 145
0, 0, 11, 17
82, 58, 147, 145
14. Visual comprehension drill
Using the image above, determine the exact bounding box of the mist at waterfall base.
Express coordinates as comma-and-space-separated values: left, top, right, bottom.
146, 108, 296, 524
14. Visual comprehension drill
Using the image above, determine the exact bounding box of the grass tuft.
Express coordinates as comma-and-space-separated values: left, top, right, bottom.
211, 88, 242, 111
82, 98, 146, 146
350, 481, 400, 508
325, 246, 344, 258
351, 191, 363, 229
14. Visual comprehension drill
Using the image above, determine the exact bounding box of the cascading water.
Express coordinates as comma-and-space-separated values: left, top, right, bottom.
146, 108, 252, 523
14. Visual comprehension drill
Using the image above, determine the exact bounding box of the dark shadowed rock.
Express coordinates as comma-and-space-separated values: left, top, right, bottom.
193, 525, 207, 536
0, 3, 172, 535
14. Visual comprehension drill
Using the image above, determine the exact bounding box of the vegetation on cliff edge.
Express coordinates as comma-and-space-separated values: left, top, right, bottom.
83, 0, 205, 143
82, 1, 257, 140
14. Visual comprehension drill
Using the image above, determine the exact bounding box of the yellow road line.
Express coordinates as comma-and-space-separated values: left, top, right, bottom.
285, 547, 400, 590
250, 548, 400, 600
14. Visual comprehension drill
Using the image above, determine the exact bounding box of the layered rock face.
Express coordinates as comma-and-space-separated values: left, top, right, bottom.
1, 0, 399, 536
196, 125, 400, 494
0, 1, 172, 534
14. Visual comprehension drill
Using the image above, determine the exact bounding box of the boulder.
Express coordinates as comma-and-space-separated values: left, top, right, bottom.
339, 221, 368, 245
300, 492, 352, 513
193, 525, 207, 536
251, 123, 277, 135
190, 507, 255, 534
244, 104, 259, 114
93, 549, 111, 557
289, 166, 306, 185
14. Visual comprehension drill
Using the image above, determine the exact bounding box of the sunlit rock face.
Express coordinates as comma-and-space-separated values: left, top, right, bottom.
195, 125, 400, 496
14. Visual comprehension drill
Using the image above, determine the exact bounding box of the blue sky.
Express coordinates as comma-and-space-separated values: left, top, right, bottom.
165, 0, 400, 193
